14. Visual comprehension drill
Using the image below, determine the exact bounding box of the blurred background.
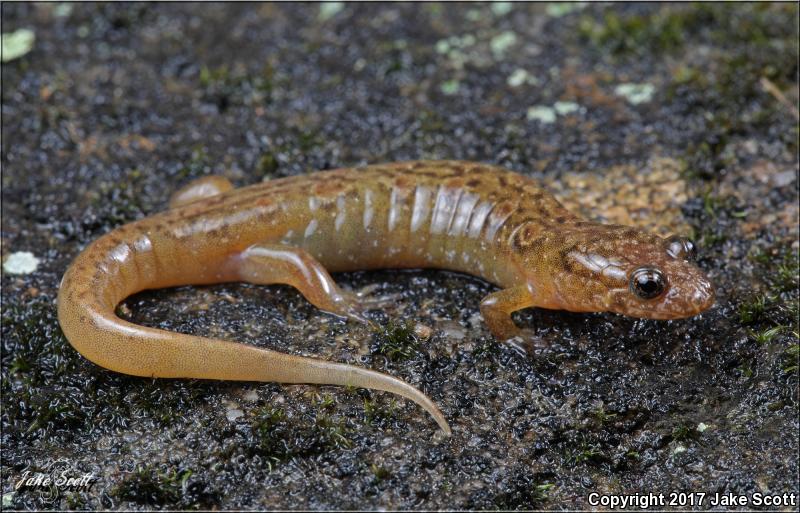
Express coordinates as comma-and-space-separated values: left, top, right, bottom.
2, 2, 798, 510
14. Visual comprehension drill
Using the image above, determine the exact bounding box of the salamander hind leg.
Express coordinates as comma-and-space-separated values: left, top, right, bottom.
228, 242, 450, 434
169, 175, 234, 208
234, 243, 376, 325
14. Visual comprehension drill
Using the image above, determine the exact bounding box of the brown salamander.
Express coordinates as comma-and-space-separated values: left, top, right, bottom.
57, 161, 715, 434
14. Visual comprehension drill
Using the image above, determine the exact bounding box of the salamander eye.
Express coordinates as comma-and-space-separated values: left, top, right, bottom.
630, 267, 667, 300
665, 236, 697, 261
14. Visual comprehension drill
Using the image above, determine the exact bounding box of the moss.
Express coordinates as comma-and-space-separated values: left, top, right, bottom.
316, 393, 336, 410
198, 64, 273, 111
177, 147, 211, 179
742, 247, 800, 333
363, 396, 399, 426
591, 406, 618, 426
493, 482, 553, 510
748, 325, 784, 345
369, 464, 390, 482
113, 465, 208, 508
372, 321, 419, 361
666, 4, 797, 179
782, 343, 799, 374
124, 380, 212, 426
24, 402, 82, 435
1, 297, 90, 438
670, 424, 699, 443
248, 405, 352, 469
579, 4, 798, 62
8, 354, 31, 374
773, 252, 799, 294
64, 493, 86, 509
472, 338, 499, 359
88, 169, 147, 227
314, 413, 353, 449
417, 109, 446, 133
257, 151, 279, 175
250, 405, 287, 456
295, 130, 322, 153
701, 188, 726, 218
577, 8, 691, 56
738, 364, 754, 379
738, 294, 771, 325
490, 470, 554, 510
565, 437, 606, 466
695, 225, 727, 249
684, 188, 739, 248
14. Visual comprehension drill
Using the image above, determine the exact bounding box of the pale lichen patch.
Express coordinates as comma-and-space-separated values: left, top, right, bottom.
3, 251, 41, 275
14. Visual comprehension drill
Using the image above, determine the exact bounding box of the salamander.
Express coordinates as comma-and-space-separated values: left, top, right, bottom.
57, 160, 715, 435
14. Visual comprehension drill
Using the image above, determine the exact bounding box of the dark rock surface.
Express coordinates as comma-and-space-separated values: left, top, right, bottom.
2, 2, 797, 510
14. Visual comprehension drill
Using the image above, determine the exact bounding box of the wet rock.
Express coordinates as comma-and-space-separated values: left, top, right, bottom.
1, 2, 797, 510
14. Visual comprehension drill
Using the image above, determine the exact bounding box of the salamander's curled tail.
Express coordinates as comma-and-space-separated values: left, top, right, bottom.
56, 234, 451, 435
293, 356, 452, 435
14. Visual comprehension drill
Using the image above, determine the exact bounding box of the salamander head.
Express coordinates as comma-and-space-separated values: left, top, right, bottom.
535, 229, 715, 319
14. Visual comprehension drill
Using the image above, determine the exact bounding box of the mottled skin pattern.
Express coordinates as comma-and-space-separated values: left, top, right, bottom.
57, 161, 715, 434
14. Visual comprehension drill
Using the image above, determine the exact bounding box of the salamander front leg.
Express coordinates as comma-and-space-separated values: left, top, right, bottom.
480, 286, 534, 340
480, 285, 545, 353
233, 243, 374, 325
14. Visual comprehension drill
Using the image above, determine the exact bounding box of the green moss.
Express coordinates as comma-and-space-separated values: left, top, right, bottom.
671, 424, 698, 442
749, 247, 774, 266
372, 321, 419, 361
248, 405, 352, 469
314, 413, 353, 449
180, 147, 210, 177
748, 325, 784, 345
741, 247, 800, 334
701, 189, 725, 218
257, 151, 279, 175
580, 4, 798, 61
782, 343, 799, 374
492, 478, 554, 509
370, 463, 391, 481
591, 406, 617, 425
666, 4, 798, 180
251, 406, 286, 441
738, 294, 771, 325
198, 64, 273, 110
696, 226, 727, 249
774, 252, 799, 293
363, 396, 398, 425
534, 483, 555, 501
472, 338, 499, 359
316, 393, 336, 410
89, 169, 147, 225
125, 381, 210, 426
295, 130, 322, 152
578, 8, 690, 56
24, 401, 85, 435
64, 492, 86, 509
114, 465, 199, 507
417, 109, 445, 133
9, 354, 31, 374
1, 297, 91, 437
565, 439, 605, 465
